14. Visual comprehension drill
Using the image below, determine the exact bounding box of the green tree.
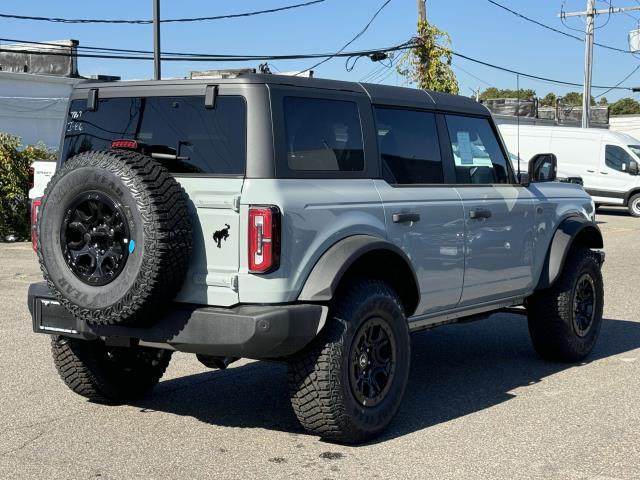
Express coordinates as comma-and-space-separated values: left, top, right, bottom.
540, 92, 557, 107
397, 20, 459, 94
561, 91, 596, 106
478, 88, 536, 101
598, 97, 608, 106
0, 133, 55, 240
609, 97, 640, 115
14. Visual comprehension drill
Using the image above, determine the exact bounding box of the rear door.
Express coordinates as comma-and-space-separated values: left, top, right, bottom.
374, 107, 465, 315
62, 87, 248, 306
443, 114, 536, 306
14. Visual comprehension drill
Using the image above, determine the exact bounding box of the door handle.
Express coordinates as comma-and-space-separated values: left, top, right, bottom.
600, 172, 609, 175
469, 208, 492, 219
587, 169, 596, 173
392, 212, 420, 223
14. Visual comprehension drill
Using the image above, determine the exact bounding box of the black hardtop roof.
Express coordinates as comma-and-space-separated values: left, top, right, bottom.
72, 73, 489, 116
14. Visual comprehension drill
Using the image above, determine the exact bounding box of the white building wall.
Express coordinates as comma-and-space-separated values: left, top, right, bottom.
0, 71, 82, 149
609, 115, 640, 142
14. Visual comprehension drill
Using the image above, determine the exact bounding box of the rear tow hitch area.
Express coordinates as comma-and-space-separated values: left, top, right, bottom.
197, 354, 239, 370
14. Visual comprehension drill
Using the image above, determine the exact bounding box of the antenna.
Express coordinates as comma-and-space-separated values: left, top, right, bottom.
517, 73, 521, 178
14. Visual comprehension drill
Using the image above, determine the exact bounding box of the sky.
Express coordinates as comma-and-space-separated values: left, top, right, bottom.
2, 0, 640, 102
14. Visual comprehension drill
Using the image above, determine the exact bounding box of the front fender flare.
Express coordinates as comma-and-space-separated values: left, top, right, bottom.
297, 235, 419, 305
536, 216, 603, 290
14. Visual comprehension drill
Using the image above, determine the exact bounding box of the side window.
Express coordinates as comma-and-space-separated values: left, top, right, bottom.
605, 145, 634, 172
284, 97, 364, 171
374, 107, 443, 185
445, 115, 510, 184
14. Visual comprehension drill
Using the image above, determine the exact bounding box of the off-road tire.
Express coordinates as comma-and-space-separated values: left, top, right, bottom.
287, 279, 410, 444
37, 150, 192, 326
51, 335, 172, 403
527, 247, 604, 362
628, 194, 640, 217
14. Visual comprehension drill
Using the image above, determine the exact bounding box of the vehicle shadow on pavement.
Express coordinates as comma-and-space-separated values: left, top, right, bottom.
131, 313, 640, 443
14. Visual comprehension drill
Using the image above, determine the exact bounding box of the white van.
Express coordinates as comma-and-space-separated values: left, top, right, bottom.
499, 124, 640, 216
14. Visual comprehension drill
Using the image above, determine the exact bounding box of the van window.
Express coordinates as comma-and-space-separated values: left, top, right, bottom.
284, 97, 364, 171
62, 96, 247, 175
445, 115, 510, 184
374, 107, 443, 184
605, 145, 635, 172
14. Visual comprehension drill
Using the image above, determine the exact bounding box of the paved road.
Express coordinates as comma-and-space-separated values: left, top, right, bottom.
1, 208, 639, 480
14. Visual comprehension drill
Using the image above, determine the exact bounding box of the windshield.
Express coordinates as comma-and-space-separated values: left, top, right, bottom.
628, 145, 640, 159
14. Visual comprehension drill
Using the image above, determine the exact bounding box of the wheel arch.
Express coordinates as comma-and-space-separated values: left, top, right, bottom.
624, 188, 640, 205
536, 215, 603, 290
297, 235, 420, 317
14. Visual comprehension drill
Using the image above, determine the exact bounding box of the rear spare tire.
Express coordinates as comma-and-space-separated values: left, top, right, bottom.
37, 150, 192, 325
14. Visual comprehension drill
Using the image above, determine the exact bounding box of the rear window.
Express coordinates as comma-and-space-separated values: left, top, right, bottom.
62, 95, 246, 175
284, 97, 364, 171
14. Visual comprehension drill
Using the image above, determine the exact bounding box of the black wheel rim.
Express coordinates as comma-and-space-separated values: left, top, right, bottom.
573, 273, 596, 337
60, 191, 131, 286
349, 317, 397, 407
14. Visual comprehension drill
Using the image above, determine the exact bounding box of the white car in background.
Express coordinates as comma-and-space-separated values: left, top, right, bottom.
499, 124, 640, 216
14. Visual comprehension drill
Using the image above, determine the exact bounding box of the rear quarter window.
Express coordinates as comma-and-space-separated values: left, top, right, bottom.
63, 95, 246, 175
283, 96, 364, 172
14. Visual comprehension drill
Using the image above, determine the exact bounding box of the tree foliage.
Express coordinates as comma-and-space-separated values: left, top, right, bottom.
397, 20, 459, 94
609, 97, 640, 115
559, 91, 596, 107
478, 88, 536, 101
540, 92, 557, 107
0, 133, 55, 240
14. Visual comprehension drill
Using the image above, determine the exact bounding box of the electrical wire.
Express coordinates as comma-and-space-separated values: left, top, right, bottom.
0, 0, 327, 24
296, 0, 392, 75
594, 63, 640, 97
488, 0, 634, 54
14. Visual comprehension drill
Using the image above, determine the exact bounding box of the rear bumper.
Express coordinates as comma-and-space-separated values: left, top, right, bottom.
28, 282, 327, 359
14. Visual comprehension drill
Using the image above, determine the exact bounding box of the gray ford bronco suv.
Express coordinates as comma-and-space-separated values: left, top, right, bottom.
28, 74, 604, 444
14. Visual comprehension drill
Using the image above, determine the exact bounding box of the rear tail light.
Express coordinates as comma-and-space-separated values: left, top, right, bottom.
31, 197, 42, 253
248, 206, 281, 273
27, 167, 34, 190
111, 139, 138, 150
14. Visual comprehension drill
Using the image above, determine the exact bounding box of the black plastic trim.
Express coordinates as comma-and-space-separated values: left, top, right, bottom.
535, 216, 604, 290
297, 234, 420, 307
28, 282, 325, 359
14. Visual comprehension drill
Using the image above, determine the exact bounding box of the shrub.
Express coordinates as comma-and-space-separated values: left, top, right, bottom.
0, 133, 56, 240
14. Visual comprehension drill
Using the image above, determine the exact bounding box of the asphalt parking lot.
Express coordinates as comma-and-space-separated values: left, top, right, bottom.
1, 207, 639, 480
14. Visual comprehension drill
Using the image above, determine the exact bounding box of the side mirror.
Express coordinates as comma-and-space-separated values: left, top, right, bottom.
528, 153, 557, 183
629, 160, 639, 176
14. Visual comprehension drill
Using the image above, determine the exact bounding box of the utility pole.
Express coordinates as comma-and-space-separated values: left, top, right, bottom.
582, 0, 595, 128
417, 0, 426, 23
560, 2, 640, 128
153, 0, 161, 80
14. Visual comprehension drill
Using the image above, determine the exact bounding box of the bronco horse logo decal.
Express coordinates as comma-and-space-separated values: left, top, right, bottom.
213, 224, 231, 248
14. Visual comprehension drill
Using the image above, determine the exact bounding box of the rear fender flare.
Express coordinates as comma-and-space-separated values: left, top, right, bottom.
297, 235, 420, 314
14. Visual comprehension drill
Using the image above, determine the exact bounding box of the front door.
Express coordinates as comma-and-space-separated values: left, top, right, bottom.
443, 114, 536, 306
373, 107, 465, 315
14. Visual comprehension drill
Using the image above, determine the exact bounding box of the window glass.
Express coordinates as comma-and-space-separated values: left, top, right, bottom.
374, 108, 443, 184
605, 145, 635, 172
62, 96, 247, 175
445, 115, 510, 184
628, 145, 640, 158
284, 97, 364, 171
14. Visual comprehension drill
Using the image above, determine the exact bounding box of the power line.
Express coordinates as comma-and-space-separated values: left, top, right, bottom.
0, 0, 327, 24
450, 49, 632, 90
296, 0, 393, 75
595, 63, 640, 97
487, 0, 634, 54
2, 34, 635, 91
0, 41, 416, 63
